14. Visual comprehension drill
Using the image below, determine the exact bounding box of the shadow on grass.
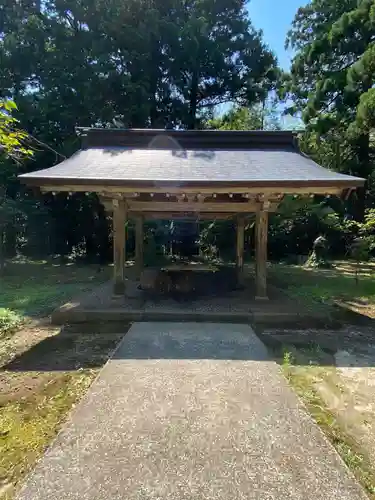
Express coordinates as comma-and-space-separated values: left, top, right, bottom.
256, 326, 375, 368
2, 327, 126, 372
5, 321, 375, 371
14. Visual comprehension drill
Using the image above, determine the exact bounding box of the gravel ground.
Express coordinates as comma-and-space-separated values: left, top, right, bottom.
16, 322, 366, 500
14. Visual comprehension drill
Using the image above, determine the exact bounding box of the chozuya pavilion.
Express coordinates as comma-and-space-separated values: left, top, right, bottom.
19, 128, 364, 299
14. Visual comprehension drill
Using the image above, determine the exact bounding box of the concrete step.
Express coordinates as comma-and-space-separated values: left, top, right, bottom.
53, 308, 339, 331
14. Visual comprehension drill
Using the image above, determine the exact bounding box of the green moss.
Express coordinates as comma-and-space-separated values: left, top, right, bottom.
0, 372, 96, 499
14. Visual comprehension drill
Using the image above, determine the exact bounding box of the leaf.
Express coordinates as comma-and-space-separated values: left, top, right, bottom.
4, 100, 17, 111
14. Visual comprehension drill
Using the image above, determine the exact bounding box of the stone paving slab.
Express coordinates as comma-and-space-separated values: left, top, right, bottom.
17, 323, 366, 500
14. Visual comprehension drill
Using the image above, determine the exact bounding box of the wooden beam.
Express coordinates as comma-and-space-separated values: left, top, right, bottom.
255, 210, 268, 300
125, 201, 279, 213
130, 212, 239, 220
236, 215, 245, 286
101, 203, 280, 215
112, 199, 126, 295
135, 216, 144, 278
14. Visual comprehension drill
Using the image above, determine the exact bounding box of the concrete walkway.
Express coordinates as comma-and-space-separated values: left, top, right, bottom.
17, 323, 366, 500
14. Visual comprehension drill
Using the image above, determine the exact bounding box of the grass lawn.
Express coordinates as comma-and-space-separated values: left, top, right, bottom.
0, 258, 125, 499
1, 258, 112, 317
280, 344, 375, 498
0, 259, 111, 337
270, 260, 375, 318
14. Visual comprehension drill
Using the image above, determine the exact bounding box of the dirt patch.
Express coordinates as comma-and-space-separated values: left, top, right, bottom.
0, 372, 55, 406
333, 347, 375, 466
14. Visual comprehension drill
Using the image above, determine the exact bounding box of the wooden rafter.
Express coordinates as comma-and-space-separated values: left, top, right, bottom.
39, 184, 344, 196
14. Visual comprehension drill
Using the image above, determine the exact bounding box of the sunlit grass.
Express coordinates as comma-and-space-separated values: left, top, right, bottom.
279, 352, 375, 498
261, 337, 375, 498
0, 260, 111, 318
270, 261, 375, 315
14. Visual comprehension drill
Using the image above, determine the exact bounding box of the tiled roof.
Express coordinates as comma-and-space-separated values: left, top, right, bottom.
19, 129, 364, 188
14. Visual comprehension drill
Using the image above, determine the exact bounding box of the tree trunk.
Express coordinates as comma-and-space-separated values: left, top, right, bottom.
351, 133, 370, 221
188, 66, 199, 130
0, 228, 5, 274
4, 222, 17, 258
149, 37, 160, 127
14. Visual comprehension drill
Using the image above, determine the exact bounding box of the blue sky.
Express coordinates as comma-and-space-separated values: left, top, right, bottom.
247, 0, 304, 70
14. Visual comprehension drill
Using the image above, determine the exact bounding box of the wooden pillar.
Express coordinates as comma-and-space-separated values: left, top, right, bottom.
236, 215, 245, 285
135, 216, 144, 278
255, 209, 268, 299
113, 199, 126, 295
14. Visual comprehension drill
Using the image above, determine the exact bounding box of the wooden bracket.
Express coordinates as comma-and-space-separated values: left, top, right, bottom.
262, 200, 271, 211
101, 191, 123, 200
196, 193, 207, 203
343, 188, 354, 201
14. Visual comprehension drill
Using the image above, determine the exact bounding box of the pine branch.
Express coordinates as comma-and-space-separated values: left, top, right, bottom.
27, 134, 66, 162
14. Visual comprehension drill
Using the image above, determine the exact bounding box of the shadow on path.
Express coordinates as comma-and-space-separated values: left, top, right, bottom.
3, 322, 375, 372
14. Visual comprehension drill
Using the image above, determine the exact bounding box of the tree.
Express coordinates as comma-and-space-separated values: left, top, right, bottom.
285, 0, 375, 219
0, 99, 32, 270
206, 106, 263, 130
205, 100, 282, 131
168, 0, 278, 128
0, 0, 278, 130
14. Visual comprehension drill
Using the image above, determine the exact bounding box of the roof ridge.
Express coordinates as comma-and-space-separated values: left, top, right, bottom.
77, 128, 297, 150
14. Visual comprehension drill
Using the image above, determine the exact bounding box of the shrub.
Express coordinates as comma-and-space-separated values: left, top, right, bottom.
0, 308, 22, 337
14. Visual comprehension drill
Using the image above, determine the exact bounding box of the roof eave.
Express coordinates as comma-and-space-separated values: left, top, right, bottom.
18, 175, 365, 190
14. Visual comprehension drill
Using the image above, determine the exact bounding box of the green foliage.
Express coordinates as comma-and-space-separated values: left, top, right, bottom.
268, 197, 344, 260
286, 0, 375, 219
282, 350, 294, 371
357, 88, 375, 131
207, 107, 262, 130
198, 219, 237, 261
0, 99, 33, 271
206, 100, 282, 131
350, 236, 372, 261
0, 307, 22, 337
0, 100, 32, 162
0, 0, 277, 130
